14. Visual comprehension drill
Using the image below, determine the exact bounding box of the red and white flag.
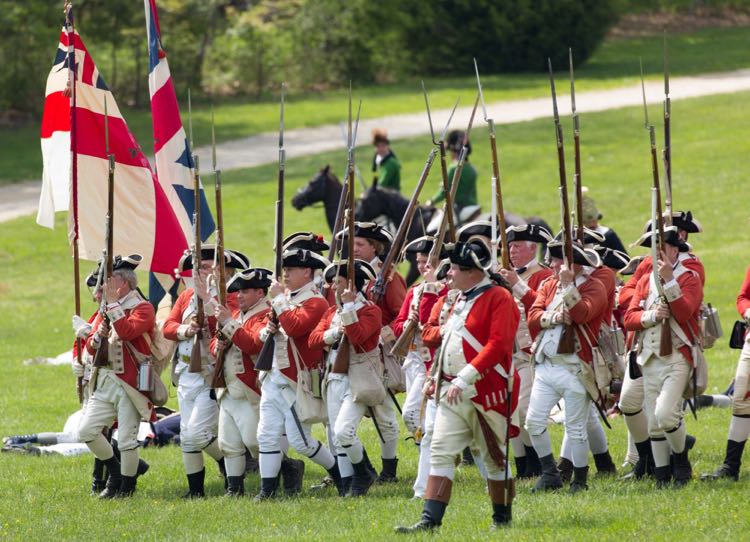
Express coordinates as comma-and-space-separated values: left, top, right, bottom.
38, 8, 187, 276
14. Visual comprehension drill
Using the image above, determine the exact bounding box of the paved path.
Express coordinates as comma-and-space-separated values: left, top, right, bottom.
5, 68, 750, 224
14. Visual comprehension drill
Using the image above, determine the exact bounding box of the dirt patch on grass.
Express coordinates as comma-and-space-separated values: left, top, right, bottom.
610, 7, 750, 38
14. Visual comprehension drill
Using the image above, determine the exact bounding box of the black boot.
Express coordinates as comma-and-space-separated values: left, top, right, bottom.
461, 447, 475, 465
514, 456, 528, 480
225, 475, 245, 497
253, 476, 279, 501
593, 451, 617, 477
523, 445, 542, 477
183, 469, 206, 498
91, 458, 106, 495
116, 475, 137, 498
327, 462, 346, 497
672, 449, 692, 488
488, 479, 514, 529
349, 459, 376, 497
395, 476, 451, 533
531, 454, 563, 493
341, 476, 353, 495
557, 457, 574, 484
569, 466, 589, 494
98, 456, 122, 499
376, 457, 398, 483
625, 439, 653, 481
137, 459, 150, 478
217, 458, 228, 490
701, 440, 745, 482
654, 465, 671, 489
280, 457, 305, 496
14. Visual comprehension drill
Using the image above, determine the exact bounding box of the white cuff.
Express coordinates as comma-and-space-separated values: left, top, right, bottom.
641, 310, 658, 328
456, 364, 480, 386
512, 280, 530, 299
423, 282, 439, 295
271, 294, 291, 315
452, 376, 468, 390
562, 285, 581, 309
204, 298, 219, 315
222, 319, 241, 341
340, 305, 359, 325
540, 311, 555, 329
177, 324, 192, 341
106, 303, 125, 322
663, 279, 682, 303
258, 327, 270, 342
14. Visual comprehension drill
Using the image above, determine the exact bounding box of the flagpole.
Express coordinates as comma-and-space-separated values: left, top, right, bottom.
66, 2, 84, 404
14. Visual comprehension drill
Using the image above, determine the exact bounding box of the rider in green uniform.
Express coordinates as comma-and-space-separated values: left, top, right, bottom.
426, 130, 477, 215
372, 129, 401, 192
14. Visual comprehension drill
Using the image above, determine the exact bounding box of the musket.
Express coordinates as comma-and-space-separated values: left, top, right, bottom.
640, 59, 673, 357
422, 81, 459, 242
569, 49, 585, 242
255, 83, 286, 371
210, 108, 229, 389
187, 90, 205, 374
662, 32, 673, 222
339, 121, 367, 192
474, 59, 509, 270
92, 96, 115, 371
548, 59, 576, 355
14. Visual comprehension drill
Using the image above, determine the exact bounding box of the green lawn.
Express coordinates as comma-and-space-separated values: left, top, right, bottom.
3, 26, 749, 184
0, 89, 748, 540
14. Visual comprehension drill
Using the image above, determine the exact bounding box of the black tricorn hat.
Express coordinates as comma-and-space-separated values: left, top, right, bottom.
642, 210, 702, 235
594, 246, 630, 271
436, 258, 451, 281
283, 232, 329, 254
227, 267, 273, 293
449, 239, 492, 271
553, 228, 605, 247
620, 255, 645, 276
336, 222, 393, 245
506, 223, 553, 244
635, 225, 690, 253
282, 248, 330, 270
403, 235, 449, 259
177, 246, 250, 275
546, 241, 601, 267
323, 259, 377, 285
113, 254, 143, 271
457, 220, 492, 243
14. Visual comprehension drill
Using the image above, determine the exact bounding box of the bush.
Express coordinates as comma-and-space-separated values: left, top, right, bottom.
399, 0, 619, 74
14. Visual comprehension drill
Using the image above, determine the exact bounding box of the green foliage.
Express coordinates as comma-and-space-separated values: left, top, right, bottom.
400, 0, 618, 74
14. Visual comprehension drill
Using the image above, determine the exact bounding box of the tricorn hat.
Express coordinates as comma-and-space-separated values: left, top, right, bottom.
449, 238, 493, 271
113, 254, 143, 271
436, 258, 452, 281
281, 248, 330, 270
336, 222, 393, 246
283, 232, 329, 254
323, 259, 377, 285
457, 220, 493, 243
553, 228, 605, 248
506, 223, 553, 245
227, 267, 273, 293
620, 255, 645, 276
635, 225, 690, 253
546, 241, 601, 267
594, 246, 630, 271
403, 235, 449, 259
642, 210, 702, 235
177, 245, 250, 275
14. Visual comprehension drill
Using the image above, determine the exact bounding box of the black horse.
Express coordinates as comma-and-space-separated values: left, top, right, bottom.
290, 165, 343, 233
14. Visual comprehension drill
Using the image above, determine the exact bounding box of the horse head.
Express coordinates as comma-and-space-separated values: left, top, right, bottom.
291, 165, 337, 211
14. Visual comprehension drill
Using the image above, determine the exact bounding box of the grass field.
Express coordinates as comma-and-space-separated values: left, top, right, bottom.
1, 88, 749, 540
3, 25, 750, 184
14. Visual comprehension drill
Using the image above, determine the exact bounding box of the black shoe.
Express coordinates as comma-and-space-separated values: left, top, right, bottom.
394, 500, 446, 533
672, 450, 692, 488
349, 459, 376, 497
557, 457, 573, 484
686, 434, 697, 451
327, 462, 346, 497
461, 447, 475, 465
523, 445, 542, 478
137, 459, 149, 478
98, 456, 122, 499
514, 456, 528, 480
569, 466, 589, 494
376, 457, 398, 484
341, 476, 353, 495
183, 469, 206, 499
225, 475, 245, 497
116, 475, 137, 498
593, 451, 617, 477
700, 439, 745, 482
362, 449, 378, 478
280, 458, 305, 496
491, 504, 512, 528
253, 477, 279, 501
626, 439, 653, 481
531, 454, 563, 493
91, 457, 106, 495
654, 466, 672, 489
